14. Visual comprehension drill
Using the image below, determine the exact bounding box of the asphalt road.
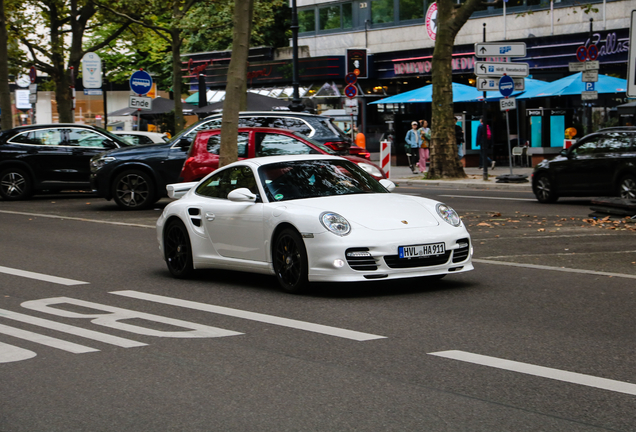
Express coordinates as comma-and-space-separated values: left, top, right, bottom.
1, 186, 635, 431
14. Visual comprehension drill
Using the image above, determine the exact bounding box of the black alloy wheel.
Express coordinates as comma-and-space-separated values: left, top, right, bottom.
273, 228, 308, 294
534, 174, 558, 203
113, 169, 155, 210
164, 219, 194, 278
0, 168, 33, 200
618, 175, 636, 200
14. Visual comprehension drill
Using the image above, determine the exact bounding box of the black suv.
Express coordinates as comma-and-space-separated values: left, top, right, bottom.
0, 124, 130, 200
532, 127, 636, 203
173, 111, 353, 154
90, 112, 354, 210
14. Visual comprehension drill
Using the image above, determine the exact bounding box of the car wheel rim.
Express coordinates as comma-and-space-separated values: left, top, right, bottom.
537, 177, 551, 201
165, 225, 189, 273
620, 178, 636, 200
275, 235, 301, 288
116, 174, 149, 207
1, 172, 26, 197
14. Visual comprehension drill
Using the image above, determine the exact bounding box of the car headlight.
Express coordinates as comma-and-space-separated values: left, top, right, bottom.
357, 162, 383, 178
90, 155, 116, 172
320, 212, 351, 236
436, 203, 461, 227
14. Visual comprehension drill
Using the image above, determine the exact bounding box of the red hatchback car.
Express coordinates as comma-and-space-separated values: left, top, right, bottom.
180, 127, 386, 183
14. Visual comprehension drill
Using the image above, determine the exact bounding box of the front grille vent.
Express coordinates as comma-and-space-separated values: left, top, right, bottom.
452, 238, 470, 263
345, 248, 378, 271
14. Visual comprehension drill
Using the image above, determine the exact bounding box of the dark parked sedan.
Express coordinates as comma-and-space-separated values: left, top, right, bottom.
0, 124, 130, 200
532, 127, 636, 203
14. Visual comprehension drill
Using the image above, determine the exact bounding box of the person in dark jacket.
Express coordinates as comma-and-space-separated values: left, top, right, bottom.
476, 118, 494, 169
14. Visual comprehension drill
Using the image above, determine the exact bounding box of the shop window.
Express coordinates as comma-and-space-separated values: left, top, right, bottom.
371, 0, 394, 24
298, 9, 315, 32
399, 0, 424, 21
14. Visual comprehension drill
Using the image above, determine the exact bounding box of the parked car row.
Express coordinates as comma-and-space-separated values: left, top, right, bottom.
0, 112, 380, 207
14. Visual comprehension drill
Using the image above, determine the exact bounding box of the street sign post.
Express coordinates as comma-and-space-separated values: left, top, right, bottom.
582, 70, 598, 82
474, 42, 526, 58
475, 62, 529, 77
344, 84, 357, 99
129, 95, 152, 110
476, 78, 498, 91
500, 97, 516, 111
82, 52, 102, 89
129, 70, 153, 96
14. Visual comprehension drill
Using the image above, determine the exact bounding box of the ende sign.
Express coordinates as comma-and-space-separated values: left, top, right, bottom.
129, 96, 152, 110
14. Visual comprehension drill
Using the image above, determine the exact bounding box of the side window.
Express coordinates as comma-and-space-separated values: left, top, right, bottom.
284, 118, 313, 137
195, 166, 257, 199
183, 119, 222, 143
572, 137, 600, 156
238, 117, 272, 128
206, 133, 248, 157
255, 133, 318, 157
598, 133, 633, 153
68, 129, 109, 148
10, 129, 63, 146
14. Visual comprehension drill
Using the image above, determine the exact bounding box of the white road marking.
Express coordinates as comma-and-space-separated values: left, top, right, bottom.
0, 265, 89, 286
429, 350, 636, 396
111, 290, 387, 342
0, 307, 147, 348
0, 341, 37, 363
440, 195, 535, 201
0, 323, 98, 354
473, 259, 636, 280
0, 209, 155, 229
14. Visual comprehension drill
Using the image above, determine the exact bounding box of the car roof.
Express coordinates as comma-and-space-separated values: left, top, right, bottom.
113, 131, 167, 136
204, 111, 328, 120
596, 126, 636, 132
235, 154, 346, 168
10, 123, 99, 131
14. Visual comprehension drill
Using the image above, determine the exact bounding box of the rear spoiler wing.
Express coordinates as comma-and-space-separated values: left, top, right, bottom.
166, 182, 198, 199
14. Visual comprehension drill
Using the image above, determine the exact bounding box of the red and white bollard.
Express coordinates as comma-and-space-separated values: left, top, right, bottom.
380, 140, 391, 179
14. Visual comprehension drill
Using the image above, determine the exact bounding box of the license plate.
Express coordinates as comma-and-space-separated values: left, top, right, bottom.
398, 242, 445, 259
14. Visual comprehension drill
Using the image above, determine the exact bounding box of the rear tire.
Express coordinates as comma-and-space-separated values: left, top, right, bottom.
534, 174, 558, 203
0, 168, 33, 200
163, 219, 194, 278
618, 174, 636, 200
112, 169, 156, 210
273, 228, 308, 294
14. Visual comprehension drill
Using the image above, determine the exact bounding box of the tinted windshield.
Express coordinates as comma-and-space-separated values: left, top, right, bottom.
258, 159, 387, 202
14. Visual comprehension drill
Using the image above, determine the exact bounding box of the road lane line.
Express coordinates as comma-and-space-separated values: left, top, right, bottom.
473, 259, 636, 280
0, 341, 37, 363
111, 290, 387, 342
429, 350, 636, 396
0, 308, 147, 348
439, 195, 536, 201
0, 323, 98, 354
0, 209, 155, 229
0, 265, 89, 286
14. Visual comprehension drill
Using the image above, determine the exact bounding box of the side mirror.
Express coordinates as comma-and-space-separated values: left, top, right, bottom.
104, 139, 118, 150
379, 178, 396, 192
227, 187, 257, 202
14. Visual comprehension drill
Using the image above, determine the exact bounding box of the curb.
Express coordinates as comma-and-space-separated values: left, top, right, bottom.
390, 177, 533, 190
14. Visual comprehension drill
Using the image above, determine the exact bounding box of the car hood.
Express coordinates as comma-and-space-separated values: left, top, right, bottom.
102, 142, 171, 157
288, 193, 440, 230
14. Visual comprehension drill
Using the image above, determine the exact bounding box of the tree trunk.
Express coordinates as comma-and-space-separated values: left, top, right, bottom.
172, 30, 185, 134
219, 0, 254, 168
428, 0, 484, 179
0, 0, 13, 129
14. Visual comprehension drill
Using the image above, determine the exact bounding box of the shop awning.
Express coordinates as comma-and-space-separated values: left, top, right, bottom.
369, 83, 482, 104
516, 73, 627, 99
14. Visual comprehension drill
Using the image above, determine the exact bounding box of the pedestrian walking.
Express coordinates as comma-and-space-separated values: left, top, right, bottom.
418, 120, 430, 173
455, 117, 464, 160
405, 121, 421, 173
477, 118, 494, 169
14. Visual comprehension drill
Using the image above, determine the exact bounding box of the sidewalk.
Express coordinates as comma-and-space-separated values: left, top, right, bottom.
386, 164, 535, 190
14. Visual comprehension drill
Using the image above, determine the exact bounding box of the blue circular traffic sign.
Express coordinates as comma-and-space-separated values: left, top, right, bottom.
129, 70, 153, 95
576, 46, 588, 62
345, 73, 357, 85
499, 75, 514, 97
344, 84, 357, 99
587, 44, 599, 61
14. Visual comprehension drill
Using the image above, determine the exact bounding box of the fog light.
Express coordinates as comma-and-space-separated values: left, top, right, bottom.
333, 259, 345, 268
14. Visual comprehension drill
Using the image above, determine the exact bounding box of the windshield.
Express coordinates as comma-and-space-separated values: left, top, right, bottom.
258, 159, 387, 202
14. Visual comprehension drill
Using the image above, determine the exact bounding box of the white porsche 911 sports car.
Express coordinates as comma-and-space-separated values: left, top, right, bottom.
157, 155, 473, 293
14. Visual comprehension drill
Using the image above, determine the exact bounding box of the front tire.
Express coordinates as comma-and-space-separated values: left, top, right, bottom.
273, 228, 308, 294
618, 174, 636, 200
112, 169, 156, 210
534, 174, 558, 203
0, 168, 33, 200
163, 219, 194, 278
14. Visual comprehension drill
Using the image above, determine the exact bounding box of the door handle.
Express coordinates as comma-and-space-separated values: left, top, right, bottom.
205, 212, 215, 221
